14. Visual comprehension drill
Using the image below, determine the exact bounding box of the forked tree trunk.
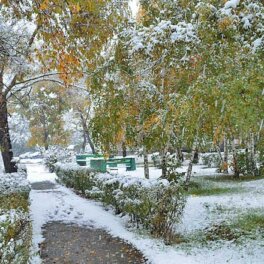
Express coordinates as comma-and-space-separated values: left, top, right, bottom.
80, 114, 95, 154
143, 146, 149, 179
0, 92, 17, 173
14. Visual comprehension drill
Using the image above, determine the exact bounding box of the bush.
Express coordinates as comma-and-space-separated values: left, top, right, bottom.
0, 171, 31, 264
43, 146, 75, 172
234, 152, 260, 176
201, 153, 221, 168
55, 163, 186, 243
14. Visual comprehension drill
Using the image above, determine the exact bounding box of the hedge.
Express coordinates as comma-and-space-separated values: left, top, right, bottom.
0, 168, 31, 264
55, 163, 186, 242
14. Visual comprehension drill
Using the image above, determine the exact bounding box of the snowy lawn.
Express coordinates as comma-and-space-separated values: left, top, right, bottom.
29, 162, 264, 264
115, 165, 264, 264
114, 164, 225, 179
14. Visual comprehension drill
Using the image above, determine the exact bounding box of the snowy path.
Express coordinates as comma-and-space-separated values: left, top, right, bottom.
28, 162, 264, 264
28, 164, 145, 263
27, 163, 196, 264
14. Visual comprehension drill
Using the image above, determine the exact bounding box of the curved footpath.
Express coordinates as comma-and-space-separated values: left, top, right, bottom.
27, 162, 264, 264
27, 163, 147, 264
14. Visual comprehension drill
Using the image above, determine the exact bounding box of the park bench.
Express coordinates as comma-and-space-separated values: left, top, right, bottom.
76, 155, 136, 172
106, 157, 136, 171
76, 154, 104, 166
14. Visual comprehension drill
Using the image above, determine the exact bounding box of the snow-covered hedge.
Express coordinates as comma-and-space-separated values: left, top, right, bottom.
0, 171, 31, 263
0, 171, 30, 196
43, 146, 75, 172
55, 163, 186, 242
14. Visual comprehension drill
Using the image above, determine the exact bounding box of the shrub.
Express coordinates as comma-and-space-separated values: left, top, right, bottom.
232, 152, 261, 177
55, 163, 186, 243
43, 146, 75, 172
0, 171, 31, 264
201, 153, 221, 168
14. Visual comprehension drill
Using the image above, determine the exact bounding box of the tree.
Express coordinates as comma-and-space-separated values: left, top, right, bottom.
26, 82, 69, 150
0, 13, 38, 172
0, 0, 129, 172
65, 88, 96, 153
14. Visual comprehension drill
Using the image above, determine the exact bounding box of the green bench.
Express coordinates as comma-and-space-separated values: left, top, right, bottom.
76, 154, 104, 166
106, 157, 136, 171
76, 155, 136, 173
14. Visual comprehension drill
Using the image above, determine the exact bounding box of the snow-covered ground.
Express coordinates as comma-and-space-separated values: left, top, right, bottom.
28, 162, 264, 264
115, 165, 222, 179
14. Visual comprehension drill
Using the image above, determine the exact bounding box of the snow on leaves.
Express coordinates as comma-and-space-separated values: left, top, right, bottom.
126, 20, 198, 56
0, 171, 30, 195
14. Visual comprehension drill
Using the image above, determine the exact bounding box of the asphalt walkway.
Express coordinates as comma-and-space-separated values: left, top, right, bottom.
30, 171, 146, 264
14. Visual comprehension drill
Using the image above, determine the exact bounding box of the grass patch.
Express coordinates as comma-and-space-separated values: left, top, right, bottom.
187, 180, 240, 196
234, 212, 264, 234
178, 210, 264, 248
0, 193, 29, 211
203, 174, 264, 182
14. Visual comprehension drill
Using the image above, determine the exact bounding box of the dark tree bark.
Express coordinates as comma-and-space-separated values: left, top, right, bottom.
0, 91, 17, 173
122, 142, 127, 157
193, 149, 199, 164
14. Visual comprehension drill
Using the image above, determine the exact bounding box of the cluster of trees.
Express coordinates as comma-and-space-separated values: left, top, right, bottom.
0, 1, 263, 183
0, 0, 128, 172
89, 0, 264, 181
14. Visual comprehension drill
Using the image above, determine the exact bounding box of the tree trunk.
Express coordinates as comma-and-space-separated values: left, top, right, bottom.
143, 146, 149, 179
0, 92, 17, 173
231, 138, 239, 178
44, 129, 49, 150
82, 131, 87, 153
122, 142, 127, 157
80, 114, 95, 154
40, 109, 49, 150
216, 144, 223, 172
176, 147, 184, 162
185, 142, 197, 189
193, 149, 199, 164
249, 132, 257, 176
223, 135, 228, 173
85, 129, 95, 154
160, 150, 167, 179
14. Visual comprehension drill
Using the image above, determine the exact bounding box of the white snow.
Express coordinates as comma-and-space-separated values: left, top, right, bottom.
115, 165, 221, 179
224, 0, 240, 9
28, 162, 264, 264
252, 37, 263, 52
28, 163, 196, 264
26, 164, 57, 183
